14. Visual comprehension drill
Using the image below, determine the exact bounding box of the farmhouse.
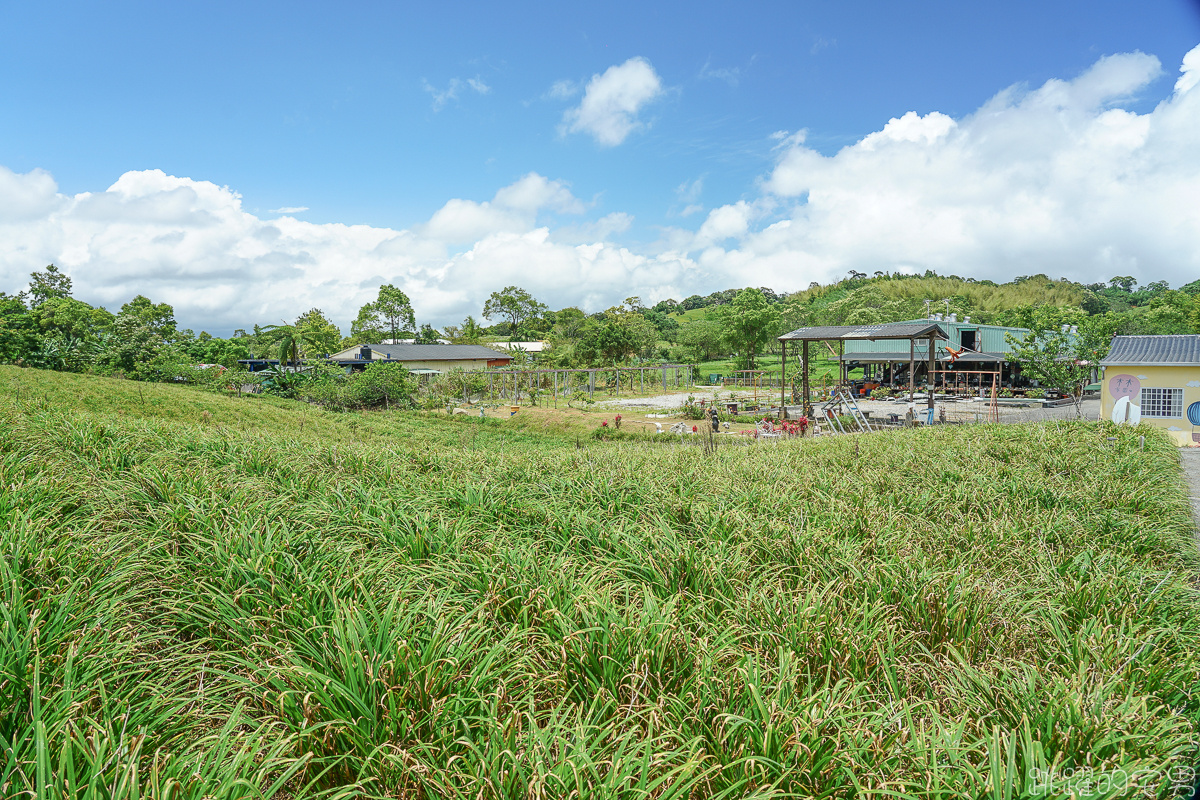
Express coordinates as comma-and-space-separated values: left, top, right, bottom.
1101, 334, 1200, 446
326, 343, 512, 374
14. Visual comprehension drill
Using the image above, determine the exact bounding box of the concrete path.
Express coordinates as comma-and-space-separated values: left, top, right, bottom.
1179, 449, 1200, 544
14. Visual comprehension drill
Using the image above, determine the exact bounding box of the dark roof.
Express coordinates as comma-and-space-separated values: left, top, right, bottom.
779, 321, 948, 341
840, 350, 1005, 363
1101, 335, 1200, 366
332, 343, 511, 362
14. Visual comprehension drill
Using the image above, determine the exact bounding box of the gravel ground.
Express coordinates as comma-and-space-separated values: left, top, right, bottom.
595, 389, 1102, 424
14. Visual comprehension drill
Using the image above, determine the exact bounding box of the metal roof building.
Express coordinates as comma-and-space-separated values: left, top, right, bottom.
326, 343, 513, 372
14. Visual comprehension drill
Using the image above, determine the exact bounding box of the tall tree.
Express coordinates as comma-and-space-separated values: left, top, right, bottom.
717, 288, 782, 369
293, 308, 342, 356
28, 264, 73, 307
482, 286, 546, 339
373, 285, 416, 341
352, 285, 415, 343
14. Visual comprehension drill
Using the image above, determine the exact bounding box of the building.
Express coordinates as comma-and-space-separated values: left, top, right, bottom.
1101, 335, 1200, 446
840, 315, 1031, 387
326, 343, 512, 374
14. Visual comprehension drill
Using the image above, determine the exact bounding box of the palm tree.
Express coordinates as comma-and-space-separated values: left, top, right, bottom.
260, 323, 324, 368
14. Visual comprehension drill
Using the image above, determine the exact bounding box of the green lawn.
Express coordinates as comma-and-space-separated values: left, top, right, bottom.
3, 365, 1199, 798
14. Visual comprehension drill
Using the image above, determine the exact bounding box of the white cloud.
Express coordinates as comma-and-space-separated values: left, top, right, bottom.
422, 75, 491, 111
732, 46, 1200, 290
2, 46, 1199, 334
421, 173, 585, 244
545, 79, 578, 100
699, 60, 740, 87
270, 206, 308, 215
0, 168, 698, 332
561, 57, 664, 146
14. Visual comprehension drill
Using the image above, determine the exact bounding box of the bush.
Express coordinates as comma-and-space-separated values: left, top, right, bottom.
304, 362, 416, 410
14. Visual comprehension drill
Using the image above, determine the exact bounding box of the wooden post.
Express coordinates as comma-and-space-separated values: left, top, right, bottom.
802, 340, 811, 417
640, 368, 644, 395
908, 339, 915, 404
839, 340, 846, 387
780, 340, 787, 418
927, 333, 936, 413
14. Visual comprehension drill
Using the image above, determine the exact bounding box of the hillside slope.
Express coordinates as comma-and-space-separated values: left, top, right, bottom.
2, 367, 1199, 798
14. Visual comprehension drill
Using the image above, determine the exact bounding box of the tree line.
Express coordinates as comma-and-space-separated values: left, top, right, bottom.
3, 265, 1199, 383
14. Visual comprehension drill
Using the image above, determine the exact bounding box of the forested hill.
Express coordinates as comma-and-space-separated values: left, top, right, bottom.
657, 273, 1200, 334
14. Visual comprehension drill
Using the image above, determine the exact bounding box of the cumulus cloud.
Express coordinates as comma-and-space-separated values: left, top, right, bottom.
561, 57, 664, 146
270, 206, 308, 215
422, 75, 491, 110
729, 46, 1200, 289
2, 46, 1198, 335
420, 173, 586, 244
0, 168, 699, 333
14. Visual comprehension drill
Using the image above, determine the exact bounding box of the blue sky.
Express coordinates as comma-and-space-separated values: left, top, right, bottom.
2, 1, 1199, 334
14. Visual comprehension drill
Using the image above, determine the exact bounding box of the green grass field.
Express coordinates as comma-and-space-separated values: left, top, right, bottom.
3, 366, 1200, 798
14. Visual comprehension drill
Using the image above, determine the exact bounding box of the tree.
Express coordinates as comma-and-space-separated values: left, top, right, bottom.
32, 296, 113, 341
0, 293, 39, 364
294, 308, 342, 356
1006, 309, 1117, 417
717, 288, 782, 369
353, 285, 415, 343
28, 264, 72, 307
575, 316, 636, 365
676, 318, 725, 362
415, 323, 441, 343
482, 286, 546, 339
260, 322, 327, 367
118, 295, 177, 340
97, 296, 183, 379
348, 306, 388, 345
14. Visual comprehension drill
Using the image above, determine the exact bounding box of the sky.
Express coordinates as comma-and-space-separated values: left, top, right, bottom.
1, 1, 1199, 336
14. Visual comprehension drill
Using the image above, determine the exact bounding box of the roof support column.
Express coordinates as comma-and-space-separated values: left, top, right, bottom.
927, 333, 936, 412
802, 340, 811, 418
780, 340, 787, 419
909, 339, 915, 405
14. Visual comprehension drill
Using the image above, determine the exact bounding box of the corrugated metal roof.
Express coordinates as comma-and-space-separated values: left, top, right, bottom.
330, 343, 511, 362
840, 350, 1003, 363
779, 321, 948, 341
1100, 335, 1200, 366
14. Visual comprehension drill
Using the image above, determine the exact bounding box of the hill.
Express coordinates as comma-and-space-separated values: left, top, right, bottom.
3, 367, 1199, 797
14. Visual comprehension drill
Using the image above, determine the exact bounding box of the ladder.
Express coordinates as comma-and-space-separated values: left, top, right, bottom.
820, 389, 871, 433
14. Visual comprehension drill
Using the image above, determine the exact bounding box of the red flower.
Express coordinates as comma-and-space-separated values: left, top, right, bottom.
692, 425, 698, 432
601, 420, 609, 427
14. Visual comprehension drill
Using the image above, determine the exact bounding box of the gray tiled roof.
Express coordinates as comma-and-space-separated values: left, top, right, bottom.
1100, 335, 1200, 366
332, 343, 510, 362
779, 321, 948, 341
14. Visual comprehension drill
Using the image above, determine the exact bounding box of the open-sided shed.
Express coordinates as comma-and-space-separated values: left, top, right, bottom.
778, 321, 949, 417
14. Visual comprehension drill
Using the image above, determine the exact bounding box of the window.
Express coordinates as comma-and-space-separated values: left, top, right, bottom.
1140, 387, 1183, 418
